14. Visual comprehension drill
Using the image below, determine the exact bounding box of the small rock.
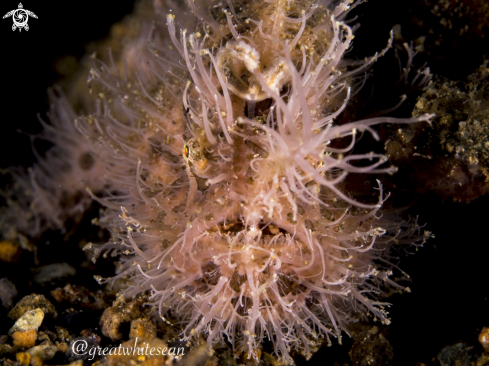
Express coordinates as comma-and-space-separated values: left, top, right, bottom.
0, 278, 17, 309
479, 327, 489, 351
27, 340, 58, 361
30, 355, 44, 366
37, 329, 56, 343
30, 356, 44, 366
33, 263, 76, 284
15, 352, 31, 365
436, 342, 477, 366
0, 241, 19, 263
9, 308, 44, 335
55, 326, 70, 343
100, 296, 146, 342
12, 329, 37, 348
56, 361, 83, 366
57, 342, 69, 353
129, 318, 156, 340
8, 294, 57, 320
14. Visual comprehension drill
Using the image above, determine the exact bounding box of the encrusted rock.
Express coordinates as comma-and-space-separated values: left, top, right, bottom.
8, 294, 57, 320
386, 62, 489, 201
100, 295, 147, 342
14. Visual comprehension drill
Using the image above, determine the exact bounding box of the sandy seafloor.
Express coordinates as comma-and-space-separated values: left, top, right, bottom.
1, 0, 489, 365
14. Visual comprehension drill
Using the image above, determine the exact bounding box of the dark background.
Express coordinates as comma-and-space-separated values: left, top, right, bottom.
1, 0, 136, 168
1, 1, 488, 365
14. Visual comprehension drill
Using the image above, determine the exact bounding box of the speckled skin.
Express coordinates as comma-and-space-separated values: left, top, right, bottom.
3, 0, 432, 363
